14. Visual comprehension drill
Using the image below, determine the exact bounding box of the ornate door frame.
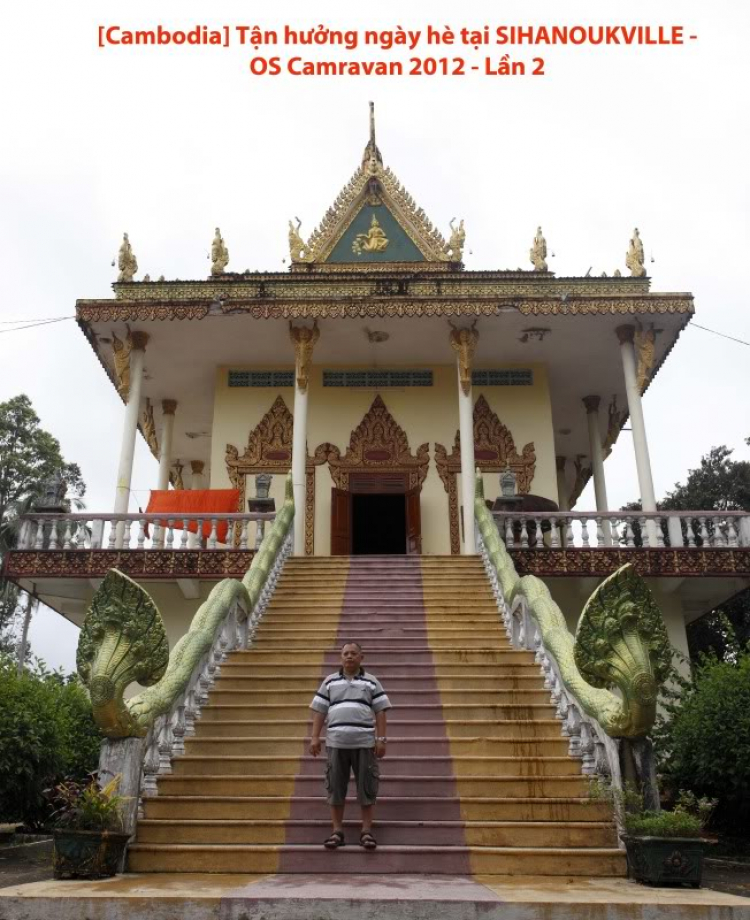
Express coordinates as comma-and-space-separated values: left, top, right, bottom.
435, 395, 536, 554
225, 395, 325, 555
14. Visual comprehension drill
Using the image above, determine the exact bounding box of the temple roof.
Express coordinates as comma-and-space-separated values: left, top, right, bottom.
291, 103, 463, 270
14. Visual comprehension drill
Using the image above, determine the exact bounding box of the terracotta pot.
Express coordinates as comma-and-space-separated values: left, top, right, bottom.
52, 828, 130, 879
621, 834, 709, 888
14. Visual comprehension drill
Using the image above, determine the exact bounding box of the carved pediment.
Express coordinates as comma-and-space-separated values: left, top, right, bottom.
315, 395, 429, 490
225, 396, 294, 488
435, 395, 536, 493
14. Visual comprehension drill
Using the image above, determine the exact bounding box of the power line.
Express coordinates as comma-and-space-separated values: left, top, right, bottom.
0, 316, 74, 334
690, 323, 750, 348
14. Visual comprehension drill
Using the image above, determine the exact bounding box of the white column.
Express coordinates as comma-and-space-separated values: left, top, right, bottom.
113, 332, 149, 514
190, 461, 205, 490
291, 384, 308, 556
555, 456, 569, 512
157, 400, 177, 490
617, 325, 658, 544
457, 366, 476, 555
583, 396, 612, 546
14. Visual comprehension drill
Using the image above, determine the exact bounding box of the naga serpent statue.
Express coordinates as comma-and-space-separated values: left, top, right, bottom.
474, 474, 672, 738
77, 474, 295, 738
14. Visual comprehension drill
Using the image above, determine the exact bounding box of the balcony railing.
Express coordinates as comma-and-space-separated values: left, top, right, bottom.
493, 510, 750, 550
16, 512, 276, 552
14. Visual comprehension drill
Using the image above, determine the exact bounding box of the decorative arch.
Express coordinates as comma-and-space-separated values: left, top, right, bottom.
225, 395, 324, 554
314, 395, 430, 490
435, 395, 536, 554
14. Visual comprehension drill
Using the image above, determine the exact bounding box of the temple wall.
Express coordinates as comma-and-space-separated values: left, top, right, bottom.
209, 363, 557, 555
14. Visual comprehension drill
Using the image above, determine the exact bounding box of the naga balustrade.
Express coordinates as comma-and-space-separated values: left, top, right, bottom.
494, 510, 750, 550
16, 512, 276, 552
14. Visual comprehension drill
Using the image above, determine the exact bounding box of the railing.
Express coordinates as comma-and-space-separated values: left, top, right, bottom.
16, 512, 276, 551
493, 510, 750, 550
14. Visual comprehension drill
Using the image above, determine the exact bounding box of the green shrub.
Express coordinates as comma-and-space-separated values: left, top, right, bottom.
625, 810, 702, 838
656, 648, 750, 831
0, 657, 100, 828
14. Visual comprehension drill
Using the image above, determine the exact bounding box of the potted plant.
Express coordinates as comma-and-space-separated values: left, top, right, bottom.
592, 783, 716, 887
50, 775, 131, 879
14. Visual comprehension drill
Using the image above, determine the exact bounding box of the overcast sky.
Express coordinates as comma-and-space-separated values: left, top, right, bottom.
1, 0, 748, 671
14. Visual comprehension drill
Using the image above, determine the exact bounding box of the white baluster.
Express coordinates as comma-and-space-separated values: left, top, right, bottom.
63, 521, 73, 550
520, 517, 529, 548
166, 519, 175, 549
638, 516, 648, 547
728, 518, 739, 548
137, 518, 146, 549
565, 517, 574, 546
549, 516, 560, 548
685, 516, 696, 548
624, 517, 635, 548
579, 722, 597, 775
181, 519, 189, 549
47, 519, 58, 550
594, 516, 604, 548
158, 713, 174, 774
171, 696, 187, 756
698, 516, 710, 547
505, 517, 514, 547
107, 519, 117, 549
566, 705, 582, 758
713, 517, 726, 548
240, 521, 249, 550
655, 516, 665, 548
580, 516, 590, 548
141, 725, 161, 798
208, 519, 218, 549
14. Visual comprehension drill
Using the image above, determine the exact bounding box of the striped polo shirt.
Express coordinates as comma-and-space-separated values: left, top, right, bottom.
311, 668, 392, 749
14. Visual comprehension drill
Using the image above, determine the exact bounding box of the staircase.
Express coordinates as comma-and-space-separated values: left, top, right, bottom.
129, 556, 625, 877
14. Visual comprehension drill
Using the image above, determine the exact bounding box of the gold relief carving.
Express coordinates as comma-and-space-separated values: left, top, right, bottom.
352, 215, 390, 255
111, 328, 132, 400
117, 233, 138, 282
141, 399, 159, 458
446, 219, 466, 263
449, 320, 479, 396
289, 320, 320, 393
315, 395, 430, 492
172, 461, 185, 491
568, 454, 591, 509
603, 395, 626, 460
635, 321, 657, 392
435, 395, 536, 555
626, 228, 646, 278
211, 228, 229, 276
225, 395, 320, 555
530, 226, 548, 272
288, 218, 310, 264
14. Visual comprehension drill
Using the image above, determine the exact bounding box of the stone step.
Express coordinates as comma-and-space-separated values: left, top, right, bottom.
215, 675, 547, 691
135, 818, 617, 848
250, 638, 511, 649
219, 662, 541, 678
193, 719, 566, 739
127, 842, 625, 876
227, 650, 535, 664
184, 736, 572, 757
199, 703, 556, 721
203, 689, 551, 705
155, 774, 591, 797
170, 755, 582, 778
259, 613, 504, 623
143, 794, 610, 823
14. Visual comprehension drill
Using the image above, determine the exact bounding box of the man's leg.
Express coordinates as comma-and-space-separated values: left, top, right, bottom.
360, 803, 373, 834
330, 802, 345, 834
324, 747, 351, 847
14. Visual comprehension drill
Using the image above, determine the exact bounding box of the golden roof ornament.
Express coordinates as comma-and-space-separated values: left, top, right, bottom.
289, 320, 320, 392
352, 215, 389, 255
112, 327, 133, 400
446, 219, 466, 263
635, 321, 656, 392
117, 233, 138, 282
142, 399, 159, 457
530, 226, 548, 271
211, 227, 229, 276
362, 100, 383, 169
288, 218, 309, 263
626, 227, 646, 277
449, 320, 479, 396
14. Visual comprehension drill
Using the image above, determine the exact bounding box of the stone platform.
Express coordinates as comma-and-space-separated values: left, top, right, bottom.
1, 873, 749, 920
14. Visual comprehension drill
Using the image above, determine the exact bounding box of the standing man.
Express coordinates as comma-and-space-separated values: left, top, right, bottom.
310, 641, 391, 851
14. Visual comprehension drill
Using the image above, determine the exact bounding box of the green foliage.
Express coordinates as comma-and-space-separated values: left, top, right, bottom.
656, 648, 750, 831
625, 810, 702, 838
0, 656, 100, 828
589, 780, 715, 838
50, 776, 125, 832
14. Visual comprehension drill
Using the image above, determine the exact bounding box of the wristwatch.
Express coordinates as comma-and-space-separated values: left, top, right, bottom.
376, 736, 387, 742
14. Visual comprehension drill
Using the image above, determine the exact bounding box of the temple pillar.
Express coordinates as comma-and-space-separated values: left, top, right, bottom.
113, 332, 149, 516
157, 400, 177, 490
190, 461, 205, 490
289, 321, 319, 556
617, 325, 658, 544
450, 324, 479, 554
582, 396, 612, 545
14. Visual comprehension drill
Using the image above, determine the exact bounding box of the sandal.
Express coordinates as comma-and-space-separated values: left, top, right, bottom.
360, 831, 377, 850
323, 831, 345, 849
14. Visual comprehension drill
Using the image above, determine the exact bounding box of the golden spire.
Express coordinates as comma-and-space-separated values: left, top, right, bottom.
362, 101, 383, 169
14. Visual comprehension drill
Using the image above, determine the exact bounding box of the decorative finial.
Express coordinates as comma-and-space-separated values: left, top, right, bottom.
288, 218, 309, 263
530, 226, 548, 271
117, 233, 138, 282
626, 228, 646, 277
362, 101, 383, 169
211, 227, 229, 276
446, 218, 466, 263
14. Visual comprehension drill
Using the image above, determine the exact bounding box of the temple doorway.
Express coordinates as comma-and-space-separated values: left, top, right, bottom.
331, 473, 422, 555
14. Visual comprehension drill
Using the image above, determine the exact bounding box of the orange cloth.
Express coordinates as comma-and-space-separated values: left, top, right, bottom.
146, 489, 240, 544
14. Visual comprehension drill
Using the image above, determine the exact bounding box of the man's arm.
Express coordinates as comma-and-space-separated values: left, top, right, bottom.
310, 710, 325, 756
375, 710, 387, 760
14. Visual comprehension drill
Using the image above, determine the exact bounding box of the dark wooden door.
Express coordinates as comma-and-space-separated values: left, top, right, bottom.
405, 488, 422, 555
331, 487, 352, 556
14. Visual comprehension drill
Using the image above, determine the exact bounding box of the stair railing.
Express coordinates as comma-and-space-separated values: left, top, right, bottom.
90, 476, 295, 841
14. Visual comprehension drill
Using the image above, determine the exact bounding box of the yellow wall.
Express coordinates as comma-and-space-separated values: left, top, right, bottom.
210, 363, 557, 555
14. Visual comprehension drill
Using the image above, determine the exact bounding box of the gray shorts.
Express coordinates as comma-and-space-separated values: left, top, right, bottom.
325, 746, 380, 806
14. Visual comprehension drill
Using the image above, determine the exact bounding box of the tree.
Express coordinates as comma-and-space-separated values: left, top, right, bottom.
623, 442, 750, 660
0, 395, 86, 659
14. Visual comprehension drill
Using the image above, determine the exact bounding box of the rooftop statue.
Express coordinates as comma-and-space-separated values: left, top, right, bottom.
117, 233, 138, 282
211, 227, 229, 276
529, 226, 548, 271
288, 218, 308, 263
626, 227, 646, 277
352, 214, 389, 255
446, 218, 466, 263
